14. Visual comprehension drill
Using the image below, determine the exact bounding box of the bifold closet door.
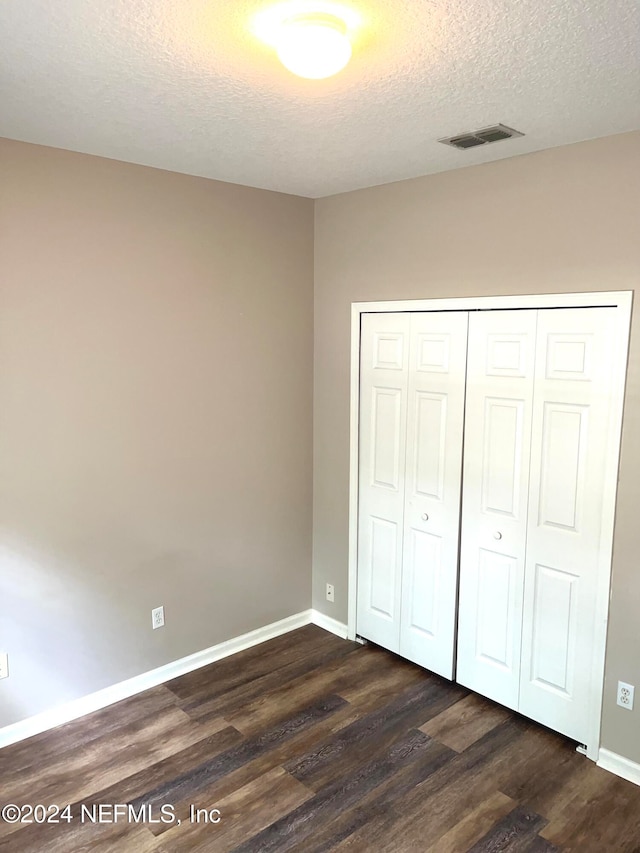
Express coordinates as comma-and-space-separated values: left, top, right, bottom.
456, 310, 538, 710
357, 311, 467, 677
457, 306, 619, 743
356, 312, 410, 653
518, 307, 618, 742
399, 312, 467, 677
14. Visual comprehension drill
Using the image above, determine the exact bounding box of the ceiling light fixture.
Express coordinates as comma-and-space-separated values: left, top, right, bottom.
253, 3, 359, 80
276, 13, 352, 79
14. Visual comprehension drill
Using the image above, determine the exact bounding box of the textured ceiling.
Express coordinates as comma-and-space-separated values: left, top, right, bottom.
1, 0, 639, 197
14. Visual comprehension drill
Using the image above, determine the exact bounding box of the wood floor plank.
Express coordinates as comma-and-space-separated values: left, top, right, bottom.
0, 815, 159, 853
0, 706, 229, 814
466, 804, 548, 852
537, 760, 617, 836
540, 768, 640, 852
128, 694, 347, 817
496, 733, 585, 820
145, 699, 370, 833
524, 837, 560, 852
334, 645, 430, 708
175, 630, 357, 723
0, 685, 180, 777
67, 724, 244, 814
424, 791, 516, 853
232, 729, 449, 853
284, 736, 456, 853
224, 646, 388, 736
3, 626, 640, 852
420, 691, 511, 752
331, 774, 491, 852
166, 625, 347, 705
285, 677, 460, 792
342, 717, 593, 853
159, 767, 313, 853
327, 719, 536, 851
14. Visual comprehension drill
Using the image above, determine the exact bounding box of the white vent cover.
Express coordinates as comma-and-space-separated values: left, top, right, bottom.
439, 124, 525, 151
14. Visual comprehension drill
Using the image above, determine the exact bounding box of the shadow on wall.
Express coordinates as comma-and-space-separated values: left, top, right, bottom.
0, 529, 209, 725
1, 533, 97, 722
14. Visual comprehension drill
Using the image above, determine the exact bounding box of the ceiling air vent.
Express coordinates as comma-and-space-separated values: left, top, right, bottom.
439, 124, 524, 151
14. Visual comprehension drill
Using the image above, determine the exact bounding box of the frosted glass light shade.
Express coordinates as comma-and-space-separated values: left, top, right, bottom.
276, 14, 352, 79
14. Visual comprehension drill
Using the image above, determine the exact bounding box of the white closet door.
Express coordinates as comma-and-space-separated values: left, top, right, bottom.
356, 313, 410, 652
457, 310, 538, 709
399, 311, 468, 678
519, 307, 617, 742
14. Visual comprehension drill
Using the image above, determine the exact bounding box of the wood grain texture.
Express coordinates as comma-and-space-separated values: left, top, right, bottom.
425, 791, 516, 853
1, 625, 640, 852
420, 692, 511, 752
465, 805, 549, 852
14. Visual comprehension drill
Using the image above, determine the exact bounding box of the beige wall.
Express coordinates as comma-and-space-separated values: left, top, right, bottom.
0, 138, 314, 728
313, 131, 640, 761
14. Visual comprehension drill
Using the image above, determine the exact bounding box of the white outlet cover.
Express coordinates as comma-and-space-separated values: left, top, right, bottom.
617, 681, 635, 710
152, 606, 165, 630
0, 652, 8, 679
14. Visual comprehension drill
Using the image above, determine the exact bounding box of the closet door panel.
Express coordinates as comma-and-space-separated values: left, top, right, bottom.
457, 310, 537, 709
400, 312, 468, 678
356, 313, 410, 651
475, 549, 517, 670
519, 307, 617, 742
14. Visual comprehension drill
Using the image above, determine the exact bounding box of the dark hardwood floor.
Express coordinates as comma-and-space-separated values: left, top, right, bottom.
2, 625, 640, 852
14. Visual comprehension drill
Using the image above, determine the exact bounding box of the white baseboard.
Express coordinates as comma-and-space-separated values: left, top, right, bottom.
0, 609, 315, 751
597, 748, 640, 786
310, 609, 349, 639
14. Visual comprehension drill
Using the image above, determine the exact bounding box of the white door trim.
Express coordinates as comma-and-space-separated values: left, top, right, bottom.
348, 290, 633, 761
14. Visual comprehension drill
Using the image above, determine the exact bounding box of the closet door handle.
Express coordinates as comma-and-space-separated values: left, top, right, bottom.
493, 531, 503, 540
421, 513, 429, 522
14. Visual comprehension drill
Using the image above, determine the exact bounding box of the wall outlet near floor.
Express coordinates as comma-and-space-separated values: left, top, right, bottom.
152, 606, 165, 630
326, 583, 335, 603
0, 652, 8, 679
617, 681, 634, 710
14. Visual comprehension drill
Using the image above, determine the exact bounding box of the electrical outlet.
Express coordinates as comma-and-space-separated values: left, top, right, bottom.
0, 653, 8, 679
326, 583, 335, 603
617, 681, 634, 710
151, 606, 165, 630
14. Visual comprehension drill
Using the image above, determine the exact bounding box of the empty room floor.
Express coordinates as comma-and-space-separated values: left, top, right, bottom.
2, 625, 640, 852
